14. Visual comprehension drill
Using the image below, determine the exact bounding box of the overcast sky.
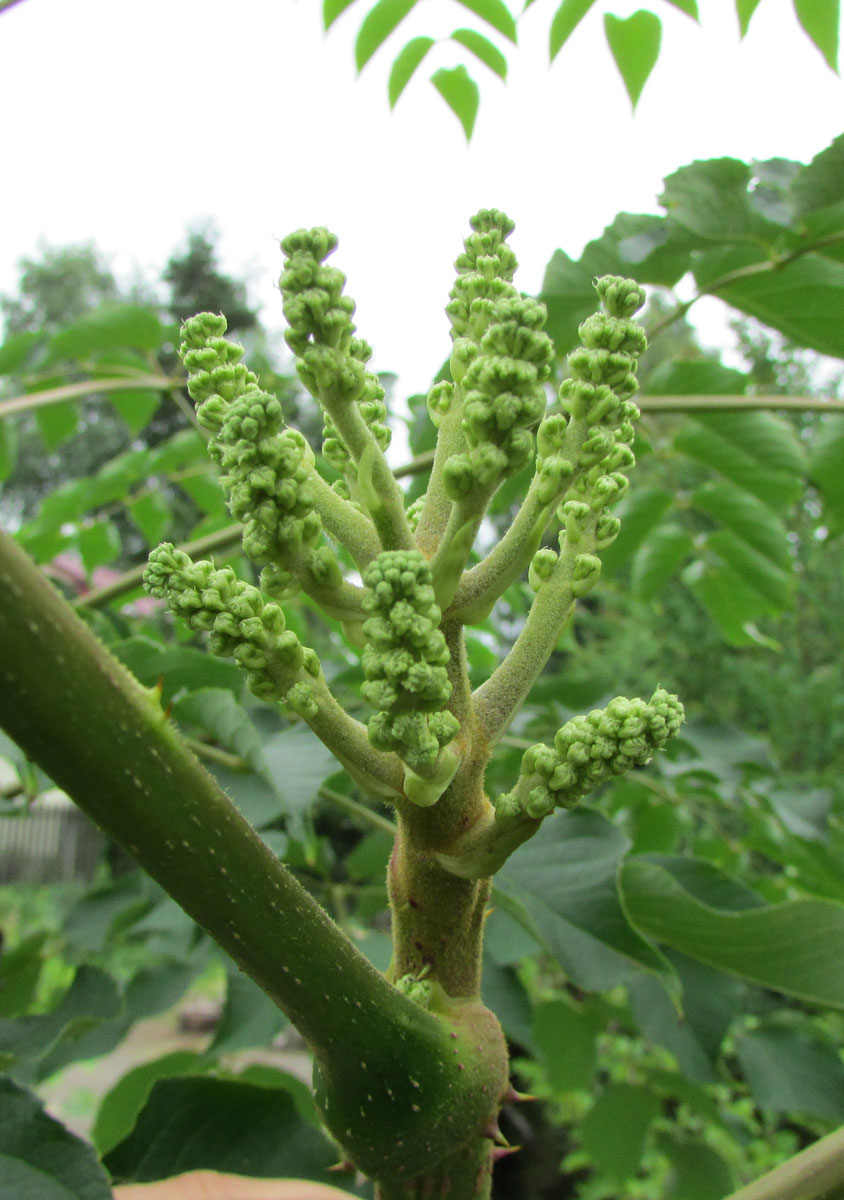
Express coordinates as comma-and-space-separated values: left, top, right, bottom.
1, 0, 843, 399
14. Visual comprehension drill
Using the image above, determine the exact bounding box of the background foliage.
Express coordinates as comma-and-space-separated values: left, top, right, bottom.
1, 134, 844, 1198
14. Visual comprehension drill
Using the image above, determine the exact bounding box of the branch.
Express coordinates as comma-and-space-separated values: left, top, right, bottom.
0, 372, 182, 419
640, 393, 844, 413
472, 512, 598, 745
723, 1125, 844, 1200
318, 377, 415, 552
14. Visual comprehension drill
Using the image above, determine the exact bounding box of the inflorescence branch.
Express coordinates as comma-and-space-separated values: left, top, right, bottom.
145, 213, 681, 881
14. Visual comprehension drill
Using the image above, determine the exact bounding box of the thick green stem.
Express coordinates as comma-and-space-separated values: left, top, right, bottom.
723, 1126, 844, 1200
375, 1137, 494, 1200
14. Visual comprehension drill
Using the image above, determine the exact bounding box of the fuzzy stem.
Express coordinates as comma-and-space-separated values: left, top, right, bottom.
429, 491, 493, 610
472, 520, 592, 744
301, 672, 405, 799
317, 375, 414, 552
414, 396, 466, 561
306, 464, 382, 567
448, 480, 552, 622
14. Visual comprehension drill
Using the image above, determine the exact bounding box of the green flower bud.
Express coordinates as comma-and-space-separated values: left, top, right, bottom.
571, 553, 601, 597
528, 547, 558, 591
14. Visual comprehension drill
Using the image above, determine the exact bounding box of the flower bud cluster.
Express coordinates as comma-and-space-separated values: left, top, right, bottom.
180, 313, 259, 434
179, 315, 339, 598
558, 276, 647, 523
443, 296, 554, 500
214, 390, 322, 571
496, 689, 684, 824
361, 550, 460, 775
143, 544, 319, 704
279, 229, 391, 468
446, 209, 518, 346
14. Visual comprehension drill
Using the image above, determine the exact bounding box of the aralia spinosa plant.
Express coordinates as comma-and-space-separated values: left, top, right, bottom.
135, 209, 684, 1197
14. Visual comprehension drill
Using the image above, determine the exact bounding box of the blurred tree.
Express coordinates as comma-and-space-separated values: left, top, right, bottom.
162, 228, 258, 335
0, 243, 118, 335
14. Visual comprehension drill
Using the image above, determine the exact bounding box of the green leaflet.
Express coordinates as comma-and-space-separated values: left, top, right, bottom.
107, 385, 161, 436
662, 0, 698, 16
46, 304, 163, 362
496, 808, 676, 992
735, 0, 764, 36
793, 0, 840, 70
35, 397, 78, 450
78, 518, 121, 574
603, 10, 662, 108
690, 481, 792, 570
453, 0, 517, 42
355, 0, 418, 70
0, 1076, 112, 1200
92, 1051, 205, 1155
736, 1025, 844, 1122
0, 330, 39, 373
388, 35, 434, 106
549, 0, 596, 61
695, 247, 844, 359
323, 0, 359, 28
451, 27, 508, 78
809, 414, 844, 534
620, 858, 844, 1008
581, 1082, 660, 1182
103, 1076, 339, 1184
791, 132, 844, 216
683, 558, 781, 647
431, 64, 480, 139
673, 412, 805, 515
128, 489, 172, 546
631, 525, 694, 601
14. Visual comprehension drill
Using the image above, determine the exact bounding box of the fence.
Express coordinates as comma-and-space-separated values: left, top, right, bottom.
0, 799, 104, 884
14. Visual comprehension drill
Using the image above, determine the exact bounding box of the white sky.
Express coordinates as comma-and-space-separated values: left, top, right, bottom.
1, 0, 843, 402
